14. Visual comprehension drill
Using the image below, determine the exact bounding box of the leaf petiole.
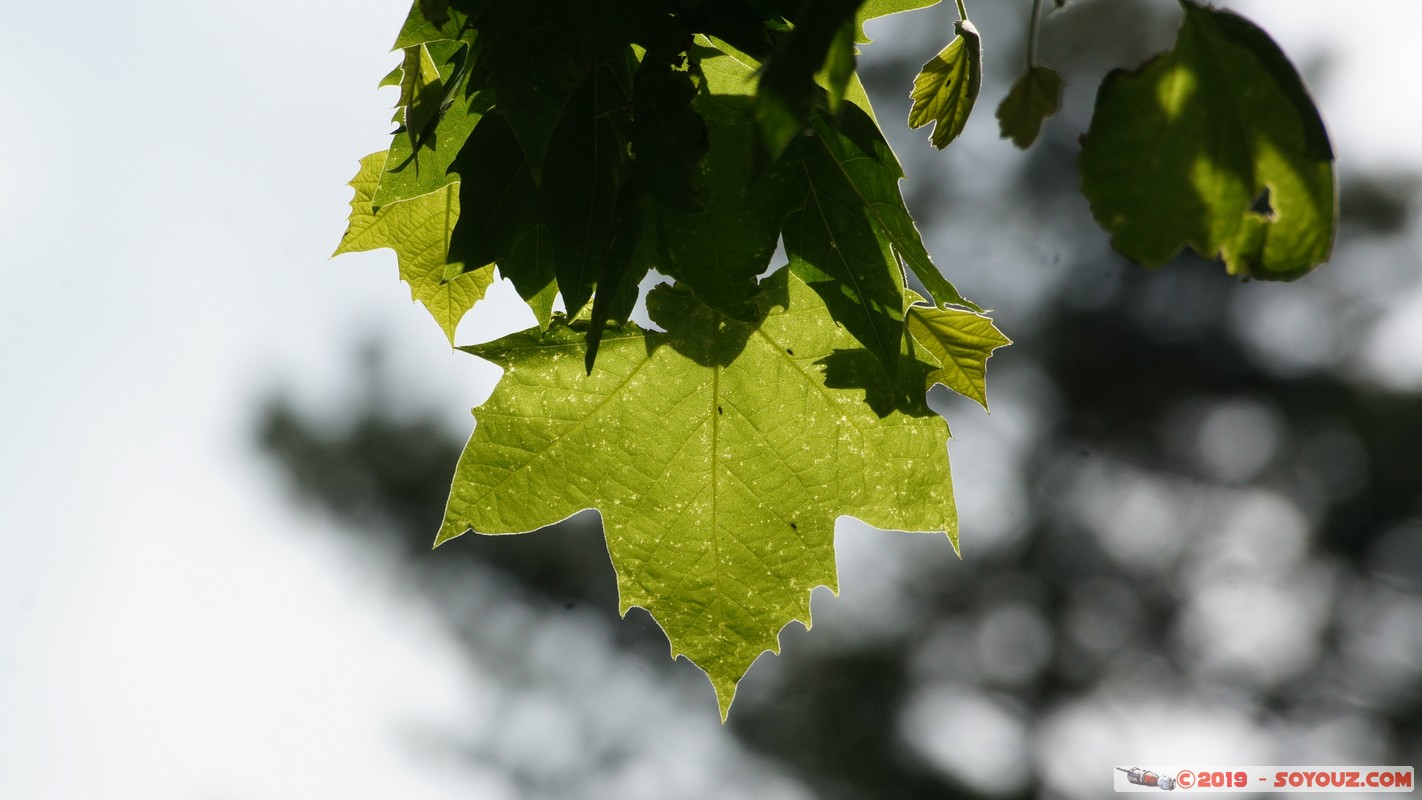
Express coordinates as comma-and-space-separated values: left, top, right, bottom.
1027, 0, 1042, 67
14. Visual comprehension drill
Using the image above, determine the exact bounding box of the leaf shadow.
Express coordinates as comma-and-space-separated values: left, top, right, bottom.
642, 272, 788, 368
814, 348, 936, 419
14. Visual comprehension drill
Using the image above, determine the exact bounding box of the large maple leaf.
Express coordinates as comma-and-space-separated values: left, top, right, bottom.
437, 268, 957, 716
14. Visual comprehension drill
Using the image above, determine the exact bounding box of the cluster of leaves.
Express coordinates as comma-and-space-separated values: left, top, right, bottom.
336, 0, 1335, 716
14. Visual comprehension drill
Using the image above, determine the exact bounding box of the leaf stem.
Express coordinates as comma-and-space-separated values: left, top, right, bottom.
955, 0, 969, 22
1027, 0, 1042, 67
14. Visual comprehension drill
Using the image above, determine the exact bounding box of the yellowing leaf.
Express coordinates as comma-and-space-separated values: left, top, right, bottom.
908, 19, 982, 150
996, 65, 1062, 149
438, 269, 957, 718
335, 152, 492, 344
906, 302, 1011, 410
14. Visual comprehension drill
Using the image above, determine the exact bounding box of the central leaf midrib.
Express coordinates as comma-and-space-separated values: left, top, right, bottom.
710, 320, 724, 639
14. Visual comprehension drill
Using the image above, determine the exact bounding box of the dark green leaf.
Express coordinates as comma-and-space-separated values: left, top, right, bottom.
817, 20, 856, 114
447, 112, 537, 273
631, 53, 708, 213
417, 0, 450, 29
539, 57, 634, 316
646, 37, 796, 322
462, 0, 665, 177
500, 224, 559, 330
812, 106, 980, 312
783, 123, 908, 377
752, 0, 861, 162
908, 19, 982, 150
468, 0, 599, 176
996, 65, 1062, 149
585, 184, 649, 372
1078, 0, 1335, 280
687, 0, 779, 59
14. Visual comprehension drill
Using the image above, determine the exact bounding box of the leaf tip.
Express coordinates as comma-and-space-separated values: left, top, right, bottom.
711, 673, 739, 723
433, 522, 467, 548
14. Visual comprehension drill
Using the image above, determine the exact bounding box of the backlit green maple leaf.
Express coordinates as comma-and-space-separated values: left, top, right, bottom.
335, 152, 492, 344
437, 268, 958, 717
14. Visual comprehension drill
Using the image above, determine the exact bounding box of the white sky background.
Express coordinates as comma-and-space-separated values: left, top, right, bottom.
1, 2, 1420, 798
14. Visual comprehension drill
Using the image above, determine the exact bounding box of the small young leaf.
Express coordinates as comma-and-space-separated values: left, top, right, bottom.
336, 153, 492, 344
448, 112, 537, 274
996, 65, 1062, 149
538, 58, 634, 317
905, 301, 1011, 409
438, 268, 956, 718
1078, 0, 1335, 280
908, 19, 982, 150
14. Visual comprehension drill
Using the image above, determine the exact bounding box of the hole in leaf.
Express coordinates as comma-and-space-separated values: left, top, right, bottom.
1250, 187, 1275, 219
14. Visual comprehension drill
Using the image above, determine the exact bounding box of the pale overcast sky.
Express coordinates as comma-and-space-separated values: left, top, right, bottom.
2, 2, 1419, 798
